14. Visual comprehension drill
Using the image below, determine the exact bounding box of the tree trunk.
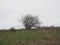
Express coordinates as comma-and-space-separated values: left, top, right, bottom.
26, 26, 31, 29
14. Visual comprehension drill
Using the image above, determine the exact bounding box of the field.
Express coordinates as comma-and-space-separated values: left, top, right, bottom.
0, 29, 60, 45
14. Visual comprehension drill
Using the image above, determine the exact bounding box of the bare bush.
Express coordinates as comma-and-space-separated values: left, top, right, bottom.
20, 14, 41, 29
10, 27, 15, 31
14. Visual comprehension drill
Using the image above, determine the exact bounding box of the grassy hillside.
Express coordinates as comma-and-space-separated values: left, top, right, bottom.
0, 29, 60, 45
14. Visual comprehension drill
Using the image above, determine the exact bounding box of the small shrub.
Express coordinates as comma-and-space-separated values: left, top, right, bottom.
10, 27, 15, 31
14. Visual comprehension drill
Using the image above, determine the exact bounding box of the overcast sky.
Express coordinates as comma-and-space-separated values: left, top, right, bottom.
0, 0, 60, 29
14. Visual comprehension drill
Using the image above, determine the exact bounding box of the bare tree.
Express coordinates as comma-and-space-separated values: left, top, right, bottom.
21, 14, 41, 29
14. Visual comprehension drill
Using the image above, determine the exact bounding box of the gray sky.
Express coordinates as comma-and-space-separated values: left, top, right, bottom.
0, 0, 60, 29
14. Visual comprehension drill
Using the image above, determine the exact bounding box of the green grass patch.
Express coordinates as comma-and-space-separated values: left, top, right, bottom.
0, 29, 60, 45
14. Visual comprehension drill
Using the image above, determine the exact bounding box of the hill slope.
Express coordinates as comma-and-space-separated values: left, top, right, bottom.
0, 29, 60, 45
